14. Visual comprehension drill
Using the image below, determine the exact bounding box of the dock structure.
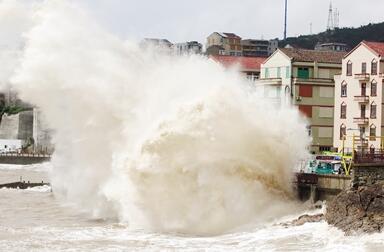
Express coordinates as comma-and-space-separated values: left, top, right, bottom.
295, 173, 351, 202
0, 181, 50, 190
296, 146, 384, 202
0, 152, 51, 165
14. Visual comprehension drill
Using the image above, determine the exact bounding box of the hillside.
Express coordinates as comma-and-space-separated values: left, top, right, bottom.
280, 22, 384, 50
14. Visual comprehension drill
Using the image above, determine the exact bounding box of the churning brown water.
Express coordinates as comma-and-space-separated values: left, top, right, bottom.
1, 164, 383, 252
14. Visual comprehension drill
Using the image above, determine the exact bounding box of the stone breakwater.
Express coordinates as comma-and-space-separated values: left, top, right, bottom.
325, 184, 384, 235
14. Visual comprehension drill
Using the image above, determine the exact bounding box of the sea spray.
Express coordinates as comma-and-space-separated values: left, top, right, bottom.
9, 0, 310, 234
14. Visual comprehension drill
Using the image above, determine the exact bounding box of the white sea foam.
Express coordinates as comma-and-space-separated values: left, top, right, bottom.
7, 0, 311, 235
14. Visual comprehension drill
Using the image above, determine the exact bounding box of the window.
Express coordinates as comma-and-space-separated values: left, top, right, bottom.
347, 61, 352, 76
299, 105, 312, 118
319, 146, 332, 152
265, 68, 269, 78
370, 125, 376, 141
298, 67, 310, 79
319, 87, 334, 98
370, 102, 377, 119
299, 85, 313, 97
370, 145, 375, 154
371, 80, 377, 96
341, 81, 347, 97
319, 107, 333, 118
371, 59, 378, 75
362, 62, 367, 74
340, 103, 346, 119
286, 66, 290, 78
340, 124, 346, 140
277, 67, 281, 78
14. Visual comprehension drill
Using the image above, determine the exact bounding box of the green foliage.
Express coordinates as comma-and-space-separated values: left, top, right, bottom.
0, 100, 30, 124
279, 22, 384, 49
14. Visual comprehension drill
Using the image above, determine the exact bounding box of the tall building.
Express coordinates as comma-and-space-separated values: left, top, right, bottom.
333, 41, 384, 152
259, 48, 346, 153
206, 32, 242, 56
241, 39, 278, 57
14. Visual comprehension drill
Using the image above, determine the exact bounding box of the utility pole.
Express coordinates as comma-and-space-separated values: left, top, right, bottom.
284, 0, 288, 40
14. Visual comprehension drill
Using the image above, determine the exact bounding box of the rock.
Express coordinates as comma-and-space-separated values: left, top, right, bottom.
281, 213, 324, 227
325, 184, 384, 235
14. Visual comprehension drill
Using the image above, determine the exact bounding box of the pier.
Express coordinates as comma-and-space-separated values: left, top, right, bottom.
295, 173, 351, 202
0, 152, 51, 165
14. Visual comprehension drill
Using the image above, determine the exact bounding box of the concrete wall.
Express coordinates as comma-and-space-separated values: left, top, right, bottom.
352, 164, 384, 187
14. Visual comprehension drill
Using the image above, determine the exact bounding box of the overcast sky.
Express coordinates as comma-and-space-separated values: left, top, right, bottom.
79, 0, 384, 45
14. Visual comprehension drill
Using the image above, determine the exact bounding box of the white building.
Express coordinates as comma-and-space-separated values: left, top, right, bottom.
333, 41, 384, 151
174, 41, 202, 55
259, 48, 345, 153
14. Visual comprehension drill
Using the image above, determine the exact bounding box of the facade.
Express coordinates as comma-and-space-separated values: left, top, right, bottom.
140, 38, 173, 53
259, 48, 346, 153
333, 41, 384, 152
241, 39, 278, 57
206, 32, 242, 56
315, 42, 350, 52
210, 55, 265, 81
174, 41, 202, 54
0, 89, 52, 153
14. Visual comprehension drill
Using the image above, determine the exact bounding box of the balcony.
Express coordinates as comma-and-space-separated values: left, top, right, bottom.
354, 73, 370, 81
254, 78, 282, 86
293, 78, 334, 85
355, 139, 369, 148
353, 117, 369, 125
353, 95, 369, 103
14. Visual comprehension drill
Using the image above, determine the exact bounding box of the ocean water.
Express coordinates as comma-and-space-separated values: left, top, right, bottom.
0, 163, 383, 252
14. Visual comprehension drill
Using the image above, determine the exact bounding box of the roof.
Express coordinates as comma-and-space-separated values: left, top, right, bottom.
210, 55, 265, 71
363, 41, 384, 56
279, 48, 346, 64
217, 32, 241, 39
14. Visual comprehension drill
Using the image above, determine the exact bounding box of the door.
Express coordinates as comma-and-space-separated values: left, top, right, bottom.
361, 83, 366, 96
361, 104, 366, 118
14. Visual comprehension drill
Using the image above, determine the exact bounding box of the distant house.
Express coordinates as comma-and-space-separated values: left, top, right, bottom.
258, 48, 346, 153
241, 39, 278, 57
210, 55, 265, 81
140, 38, 173, 53
206, 32, 242, 56
333, 41, 384, 152
174, 41, 202, 55
315, 42, 350, 52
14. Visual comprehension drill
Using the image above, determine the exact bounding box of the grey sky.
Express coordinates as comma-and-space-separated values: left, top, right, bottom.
80, 0, 384, 45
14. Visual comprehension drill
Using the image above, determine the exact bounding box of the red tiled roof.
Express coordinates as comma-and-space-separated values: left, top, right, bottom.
280, 48, 346, 64
363, 41, 384, 56
222, 33, 241, 39
210, 55, 265, 71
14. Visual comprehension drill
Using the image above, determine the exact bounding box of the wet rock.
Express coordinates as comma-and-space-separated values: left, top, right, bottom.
282, 213, 324, 227
325, 184, 384, 235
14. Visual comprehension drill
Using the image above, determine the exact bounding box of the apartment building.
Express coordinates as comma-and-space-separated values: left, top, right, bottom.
241, 39, 278, 57
206, 32, 242, 56
259, 48, 346, 153
174, 41, 202, 55
210, 55, 265, 81
333, 41, 384, 151
315, 42, 350, 52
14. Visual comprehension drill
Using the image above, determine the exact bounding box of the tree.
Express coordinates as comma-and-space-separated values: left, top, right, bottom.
0, 100, 30, 126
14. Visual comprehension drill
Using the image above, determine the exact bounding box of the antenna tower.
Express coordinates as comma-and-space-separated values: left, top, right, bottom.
284, 0, 288, 39
333, 8, 339, 28
327, 2, 334, 30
